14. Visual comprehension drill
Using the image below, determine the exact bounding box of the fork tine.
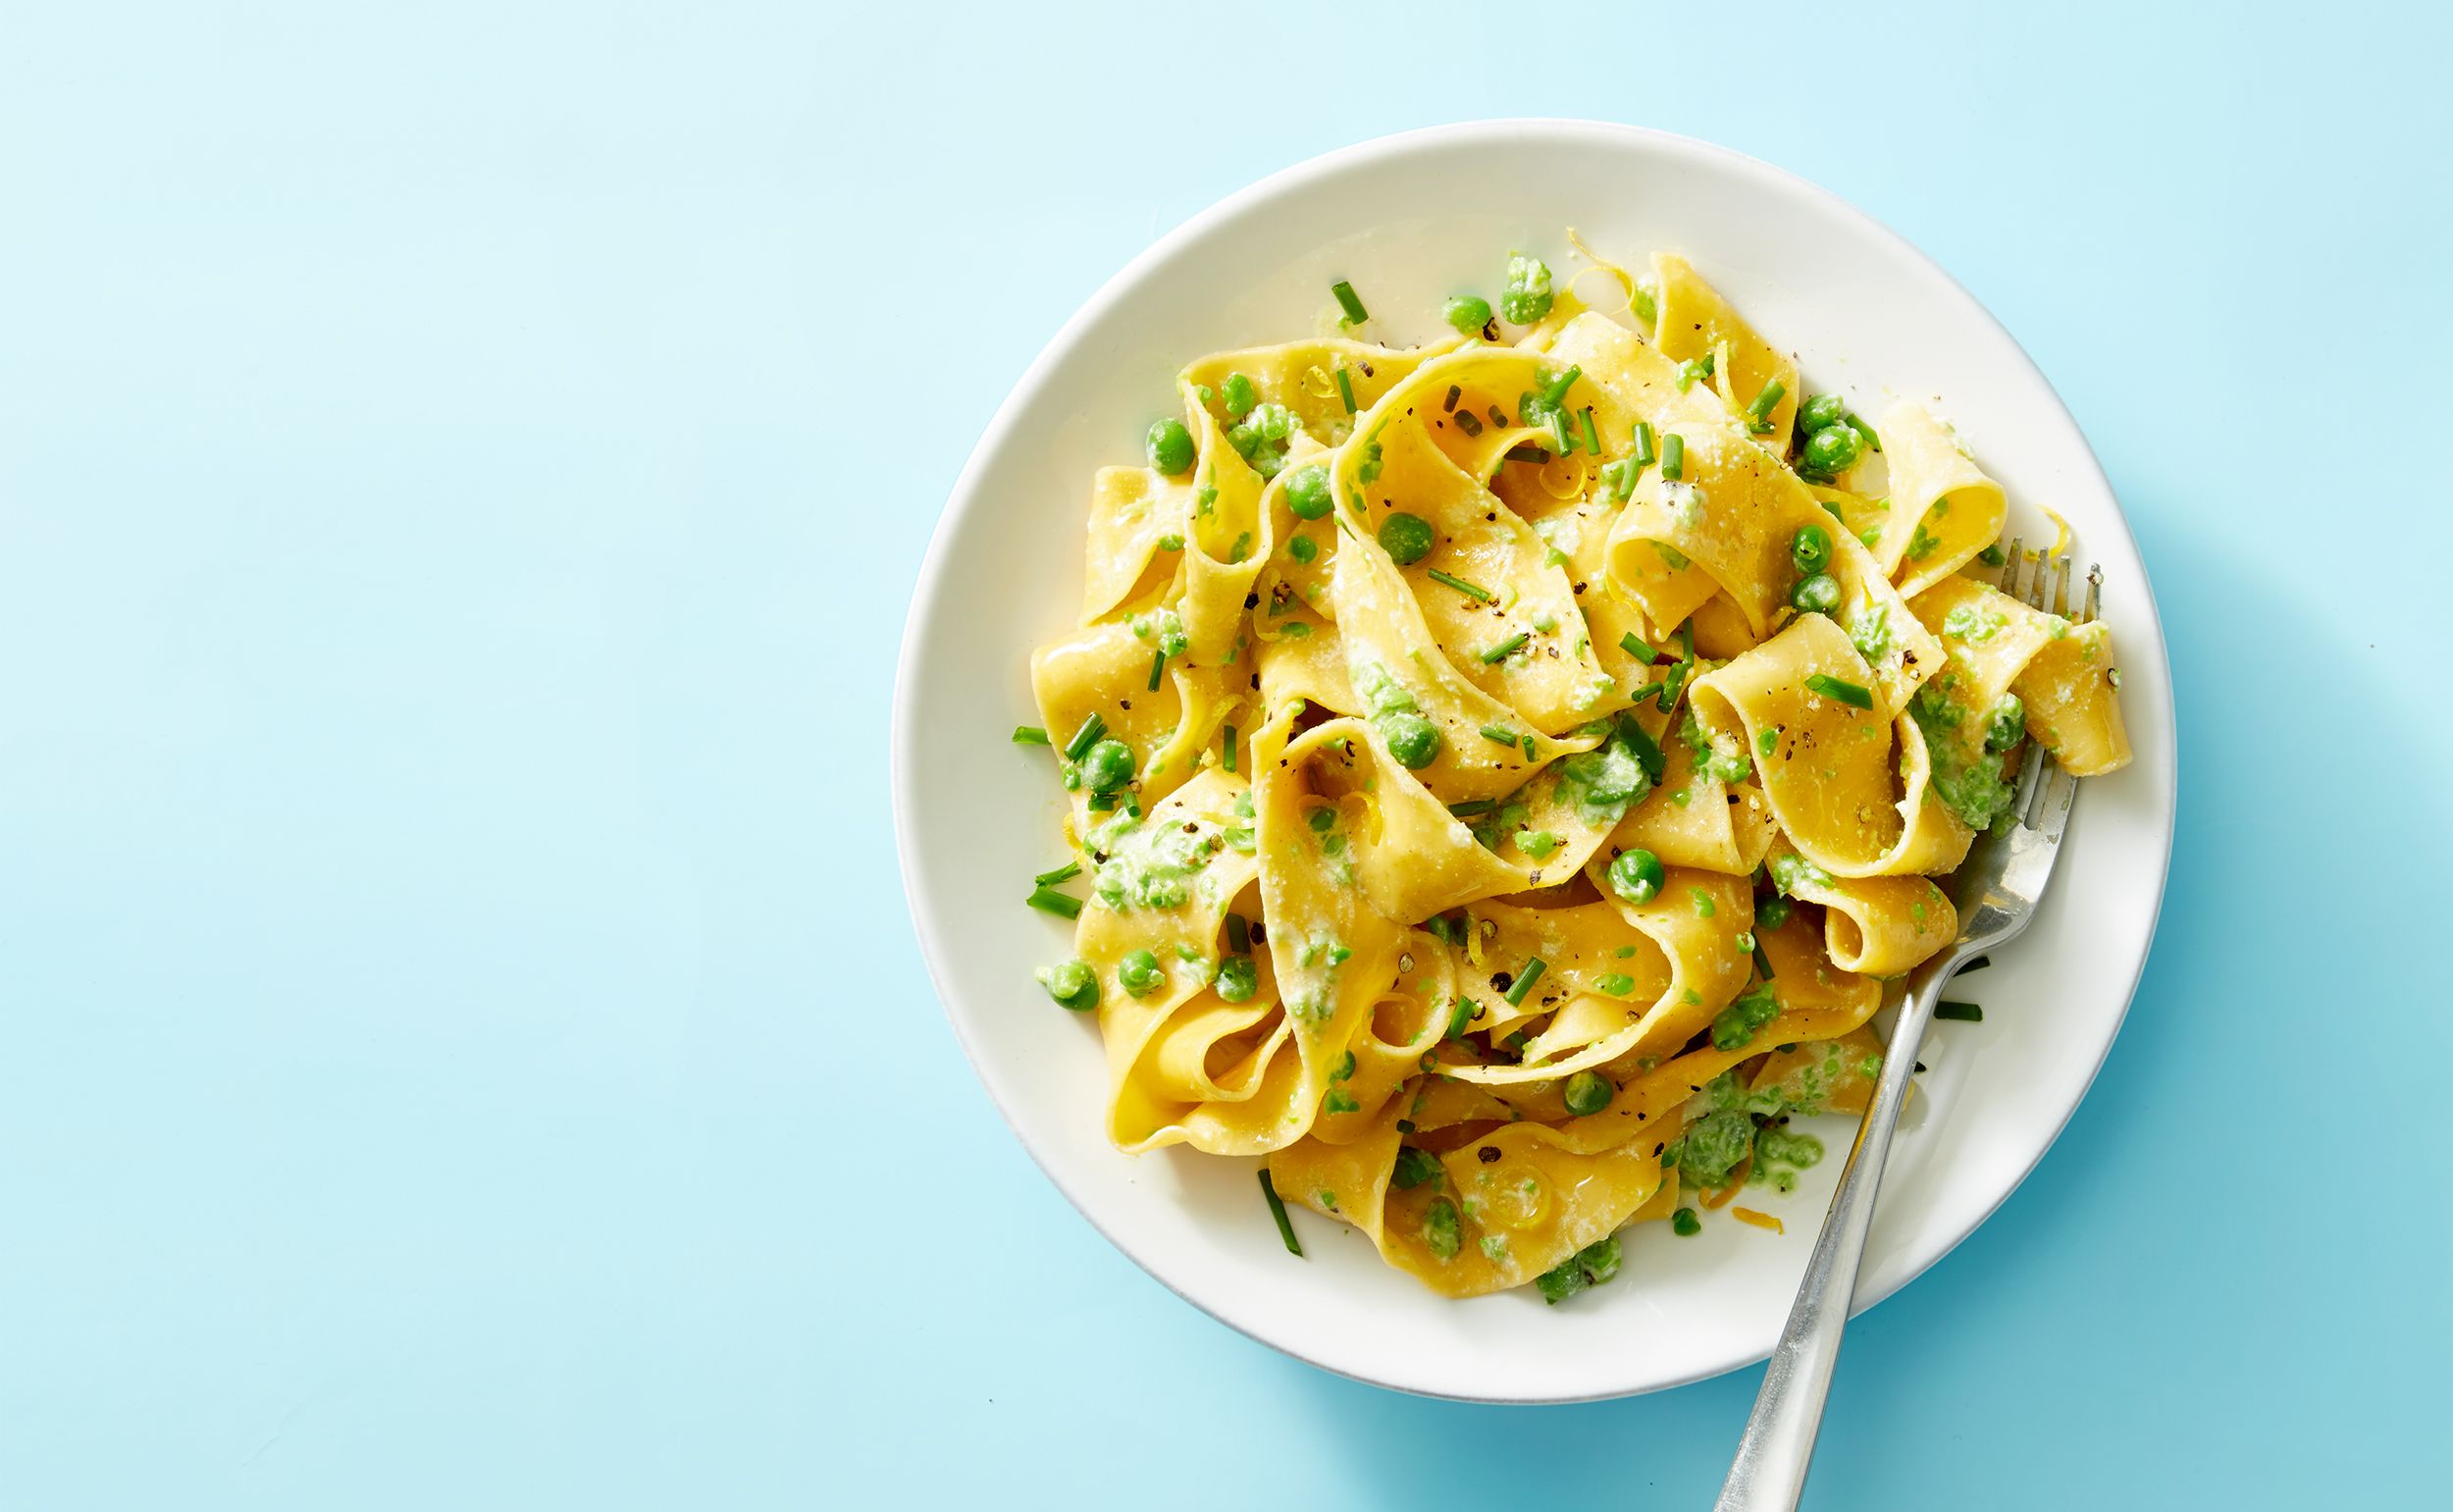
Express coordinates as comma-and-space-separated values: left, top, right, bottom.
2081, 564, 2102, 625
2026, 756, 2077, 839
1988, 535, 2091, 841
2010, 730, 2049, 815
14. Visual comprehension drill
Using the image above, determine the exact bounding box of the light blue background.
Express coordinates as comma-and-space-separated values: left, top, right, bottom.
4, 2, 2444, 1506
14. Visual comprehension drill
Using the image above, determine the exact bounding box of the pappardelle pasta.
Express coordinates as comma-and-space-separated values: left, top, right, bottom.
1014, 247, 2129, 1302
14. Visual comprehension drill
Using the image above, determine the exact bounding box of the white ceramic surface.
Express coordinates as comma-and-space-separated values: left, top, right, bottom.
893, 121, 2177, 1403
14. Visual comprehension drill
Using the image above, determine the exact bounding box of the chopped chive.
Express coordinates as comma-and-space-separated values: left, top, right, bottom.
1259, 1170, 1304, 1256
1445, 996, 1475, 1039
1804, 672, 1873, 708
1012, 725, 1051, 746
1977, 544, 2007, 567
1539, 365, 1583, 407
1488, 405, 1509, 429
1745, 379, 1788, 424
1633, 420, 1656, 467
1335, 366, 1358, 415
1504, 443, 1551, 465
1503, 956, 1548, 1006
1025, 886, 1083, 919
1223, 723, 1238, 773
1628, 680, 1666, 704
1752, 941, 1776, 980
1442, 385, 1460, 413
1033, 860, 1081, 886
1148, 648, 1168, 691
1549, 409, 1573, 454
1454, 409, 1484, 438
1331, 280, 1369, 326
1675, 353, 1714, 391
1448, 799, 1497, 817
1519, 733, 1537, 758
1480, 633, 1529, 664
1226, 912, 1250, 953
1661, 433, 1685, 481
1580, 406, 1601, 455
1847, 413, 1882, 453
1063, 713, 1108, 762
1936, 1000, 1984, 1022
1479, 723, 1522, 747
1428, 568, 1497, 602
1656, 622, 1696, 712
1619, 632, 1654, 662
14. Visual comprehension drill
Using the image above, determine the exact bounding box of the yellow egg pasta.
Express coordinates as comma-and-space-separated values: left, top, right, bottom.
1016, 246, 2131, 1300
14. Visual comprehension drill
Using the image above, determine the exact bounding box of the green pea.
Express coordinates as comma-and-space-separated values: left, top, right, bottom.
1983, 694, 2025, 754
1118, 948, 1165, 998
1801, 424, 1864, 475
1378, 511, 1435, 564
1791, 573, 1842, 615
1562, 1069, 1614, 1116
1035, 960, 1099, 1013
1080, 739, 1135, 794
1146, 418, 1194, 476
1791, 523, 1832, 575
1391, 1147, 1443, 1190
1757, 1128, 1823, 1169
1378, 710, 1441, 770
1607, 848, 1665, 905
1500, 255, 1554, 324
1283, 464, 1333, 520
1631, 280, 1658, 328
1671, 1207, 1701, 1236
1222, 372, 1258, 420
1680, 1107, 1755, 1187
1287, 534, 1318, 564
1798, 393, 1849, 434
1215, 954, 1258, 1003
1444, 294, 1492, 335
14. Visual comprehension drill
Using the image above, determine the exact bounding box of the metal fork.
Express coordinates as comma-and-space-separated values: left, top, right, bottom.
1715, 545, 2095, 1511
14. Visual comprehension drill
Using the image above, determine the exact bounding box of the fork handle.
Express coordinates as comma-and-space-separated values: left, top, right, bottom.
1713, 963, 1954, 1511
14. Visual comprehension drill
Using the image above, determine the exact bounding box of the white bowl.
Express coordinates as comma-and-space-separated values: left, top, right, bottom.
893, 121, 2176, 1402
